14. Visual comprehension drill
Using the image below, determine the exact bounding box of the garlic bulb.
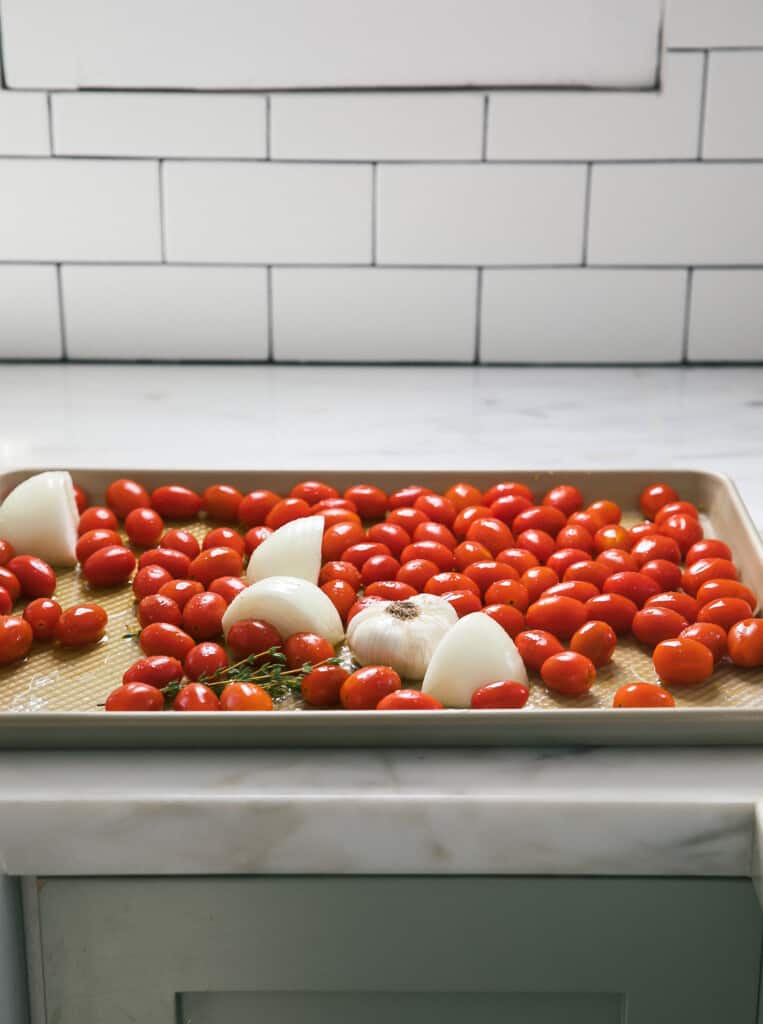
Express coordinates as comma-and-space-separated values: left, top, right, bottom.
222, 575, 344, 645
0, 470, 79, 566
422, 611, 528, 708
346, 593, 457, 680
247, 515, 324, 585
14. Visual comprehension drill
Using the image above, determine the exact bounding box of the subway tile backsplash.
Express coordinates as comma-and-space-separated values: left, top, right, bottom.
0, 1, 761, 364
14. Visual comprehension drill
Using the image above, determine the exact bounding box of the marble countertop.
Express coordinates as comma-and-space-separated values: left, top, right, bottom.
0, 362, 762, 881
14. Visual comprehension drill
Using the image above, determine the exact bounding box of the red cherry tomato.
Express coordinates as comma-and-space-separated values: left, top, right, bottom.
613, 683, 675, 708
482, 603, 526, 638
594, 524, 631, 552
658, 513, 703, 555
188, 546, 243, 587
489, 494, 532, 527
321, 508, 361, 529
464, 560, 518, 596
361, 554, 402, 585
653, 637, 714, 685
640, 482, 680, 519
655, 500, 699, 524
526, 595, 587, 640
0, 567, 21, 603
226, 618, 282, 661
82, 545, 136, 587
367, 522, 411, 558
340, 665, 401, 709
645, 591, 699, 623
124, 507, 164, 547
343, 542, 393, 570
596, 549, 638, 574
184, 641, 229, 682
219, 682, 273, 711
0, 539, 15, 566
132, 565, 173, 599
569, 620, 616, 667
497, 547, 540, 576
182, 592, 226, 641
541, 651, 596, 696
584, 593, 638, 634
521, 566, 559, 603
396, 559, 439, 591
238, 490, 282, 528
322, 522, 366, 562
696, 579, 757, 610
681, 558, 738, 596
313, 498, 359, 515
546, 548, 592, 579
319, 561, 362, 588
320, 579, 357, 620
452, 505, 493, 538
202, 527, 246, 556
513, 505, 566, 539
265, 497, 311, 530
544, 580, 600, 604
346, 595, 385, 625
602, 571, 660, 608
78, 506, 119, 534
364, 580, 417, 601
454, 540, 493, 571
6, 555, 57, 598
639, 559, 683, 592
727, 618, 763, 668
290, 480, 338, 505
140, 622, 195, 660
515, 528, 556, 564
208, 576, 247, 605
679, 622, 727, 663
568, 509, 606, 534
686, 539, 733, 566
483, 578, 529, 611
0, 589, 11, 615
123, 654, 183, 688
343, 484, 388, 520
630, 535, 681, 566
244, 526, 273, 555
388, 485, 434, 509
161, 528, 200, 559
300, 664, 350, 707
444, 482, 483, 512
482, 481, 534, 506
151, 485, 202, 520
414, 493, 456, 527
465, 517, 514, 556
542, 484, 583, 517
55, 603, 108, 646
697, 597, 753, 631
440, 589, 482, 617
424, 572, 479, 598
0, 615, 33, 664
516, 629, 564, 671
283, 632, 334, 669
76, 528, 123, 564
470, 680, 529, 709
413, 521, 457, 551
377, 689, 444, 710
202, 484, 243, 522
173, 683, 220, 712
588, 499, 621, 525
72, 484, 88, 515
563, 560, 611, 589
105, 478, 151, 518
138, 547, 191, 579
157, 578, 204, 609
400, 541, 454, 572
137, 594, 182, 628
105, 682, 164, 712
632, 606, 688, 647
386, 507, 430, 533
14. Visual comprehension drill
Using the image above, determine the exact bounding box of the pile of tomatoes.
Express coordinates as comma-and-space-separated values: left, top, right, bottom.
1, 475, 762, 713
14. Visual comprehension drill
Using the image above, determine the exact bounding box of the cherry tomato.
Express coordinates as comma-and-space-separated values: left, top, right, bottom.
588, 499, 621, 525
219, 681, 273, 711
470, 679, 529, 709
686, 539, 733, 566
653, 637, 714, 685
151, 484, 202, 520
441, 589, 482, 617
542, 484, 583, 517
238, 490, 282, 528
544, 580, 600, 604
290, 480, 338, 505
645, 591, 700, 623
697, 597, 753, 631
123, 655, 183, 688
340, 665, 401, 709
124, 507, 164, 547
78, 506, 119, 534
0, 567, 20, 603
388, 485, 434, 509
526, 595, 587, 640
140, 622, 195, 660
55, 603, 108, 646
488, 494, 532, 527
482, 481, 534, 506
541, 651, 596, 696
584, 593, 638, 634
555, 524, 595, 554
696, 579, 757, 611
0, 588, 11, 615
424, 572, 480, 598
208, 576, 247, 605
396, 558, 440, 592
342, 542, 393, 571
632, 606, 688, 646
105, 682, 164, 712
202, 527, 246, 556
138, 594, 182, 628
182, 592, 226, 641
454, 540, 493, 571
629, 521, 656, 543
72, 484, 88, 515
596, 525, 636, 555
346, 595, 385, 625
727, 618, 763, 668
602, 571, 660, 609
483, 578, 529, 611
7, 555, 56, 598
161, 528, 200, 559
105, 478, 151, 518
680, 622, 727, 663
344, 484, 388, 520
265, 497, 311, 530
658, 513, 703, 555
284, 632, 334, 669
414, 493, 456, 527
516, 628, 564, 671
322, 522, 366, 562
631, 535, 681, 566
596, 549, 638, 574
301, 664, 350, 707
497, 547, 539, 575
400, 541, 454, 571
76, 528, 123, 564
482, 603, 526, 638
465, 518, 514, 556
613, 683, 675, 708
521, 566, 559, 603
640, 482, 680, 519
184, 641, 229, 682
682, 557, 738, 596
158, 578, 204, 609
173, 683, 220, 711
0, 539, 15, 566
655, 501, 699, 525
639, 559, 683, 592
318, 561, 361, 589
367, 522, 411, 558
133, 565, 173, 599
363, 581, 418, 605
226, 618, 282, 661
320, 507, 362, 529
568, 509, 606, 534
444, 482, 483, 513
361, 554, 402, 585
314, 498, 358, 515
386, 507, 430, 533
83, 545, 136, 587
138, 547, 191, 579
320, 579, 357, 620
202, 484, 243, 522
377, 689, 444, 710
0, 615, 33, 664
546, 548, 592, 579
413, 521, 457, 551
452, 505, 493, 539
513, 505, 566, 539
515, 529, 556, 564
569, 620, 616, 667
244, 526, 273, 555
188, 546, 243, 587
464, 560, 519, 596
563, 560, 611, 590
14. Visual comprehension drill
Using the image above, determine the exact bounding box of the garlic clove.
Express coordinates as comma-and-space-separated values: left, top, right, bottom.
0, 470, 79, 566
222, 575, 344, 645
347, 593, 457, 680
422, 611, 528, 708
246, 514, 324, 585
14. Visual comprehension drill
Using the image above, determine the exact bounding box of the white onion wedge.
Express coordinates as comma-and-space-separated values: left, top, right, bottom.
0, 470, 79, 566
222, 575, 344, 645
421, 611, 528, 708
246, 515, 324, 585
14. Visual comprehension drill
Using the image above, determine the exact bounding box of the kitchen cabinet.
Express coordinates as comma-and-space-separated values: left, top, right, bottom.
27, 875, 762, 1023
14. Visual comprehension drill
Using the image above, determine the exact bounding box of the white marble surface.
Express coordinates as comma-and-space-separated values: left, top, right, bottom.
0, 363, 761, 881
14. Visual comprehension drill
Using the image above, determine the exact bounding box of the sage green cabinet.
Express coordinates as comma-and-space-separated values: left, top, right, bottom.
34, 876, 762, 1024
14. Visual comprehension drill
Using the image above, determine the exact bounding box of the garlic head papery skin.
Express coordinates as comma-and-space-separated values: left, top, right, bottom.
346, 593, 457, 680
422, 611, 528, 708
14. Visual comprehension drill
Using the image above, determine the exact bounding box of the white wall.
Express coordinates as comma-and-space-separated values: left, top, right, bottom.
0, 0, 761, 364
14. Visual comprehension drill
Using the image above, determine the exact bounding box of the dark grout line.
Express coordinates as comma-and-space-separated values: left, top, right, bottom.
481, 95, 489, 160
56, 265, 68, 360
681, 268, 694, 363
371, 163, 378, 265
265, 94, 271, 159
157, 162, 167, 262
266, 266, 274, 361
45, 93, 55, 154
697, 51, 710, 159
3, 260, 763, 271
473, 268, 483, 364
581, 164, 593, 265
1, 357, 761, 368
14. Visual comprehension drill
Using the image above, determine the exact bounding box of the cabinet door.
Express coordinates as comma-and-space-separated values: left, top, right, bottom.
36, 876, 761, 1024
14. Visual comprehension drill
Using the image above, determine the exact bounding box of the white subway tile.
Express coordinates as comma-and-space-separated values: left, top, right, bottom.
703, 53, 763, 159
377, 164, 586, 266
0, 265, 62, 358
0, 92, 50, 155
480, 269, 686, 363
588, 164, 763, 266
665, 0, 763, 47
488, 54, 703, 161
271, 92, 483, 161
272, 268, 476, 361
164, 162, 372, 264
62, 266, 268, 361
688, 271, 763, 362
51, 93, 266, 158
0, 159, 160, 262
